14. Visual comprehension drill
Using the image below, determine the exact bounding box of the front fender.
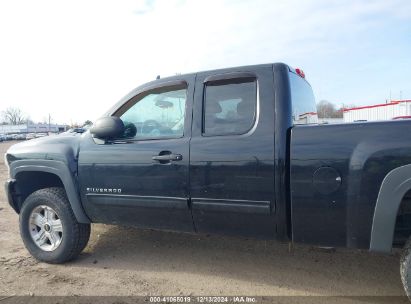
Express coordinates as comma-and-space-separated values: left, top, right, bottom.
370, 164, 411, 253
9, 159, 90, 223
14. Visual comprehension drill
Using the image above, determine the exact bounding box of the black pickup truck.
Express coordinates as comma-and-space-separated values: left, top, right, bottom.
4, 63, 411, 296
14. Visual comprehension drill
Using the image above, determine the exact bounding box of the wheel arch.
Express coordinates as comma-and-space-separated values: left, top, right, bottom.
370, 164, 411, 253
9, 159, 90, 223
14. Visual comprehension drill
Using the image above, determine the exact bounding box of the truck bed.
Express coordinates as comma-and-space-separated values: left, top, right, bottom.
290, 119, 411, 249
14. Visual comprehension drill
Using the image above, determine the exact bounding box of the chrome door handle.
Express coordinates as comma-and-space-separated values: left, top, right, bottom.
152, 153, 183, 162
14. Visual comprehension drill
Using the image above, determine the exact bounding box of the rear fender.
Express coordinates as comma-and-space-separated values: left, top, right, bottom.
370, 164, 411, 253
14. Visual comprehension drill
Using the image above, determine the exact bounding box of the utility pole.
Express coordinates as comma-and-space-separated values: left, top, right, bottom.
48, 114, 51, 134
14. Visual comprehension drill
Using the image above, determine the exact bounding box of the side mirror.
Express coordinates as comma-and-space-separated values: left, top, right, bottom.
90, 116, 125, 139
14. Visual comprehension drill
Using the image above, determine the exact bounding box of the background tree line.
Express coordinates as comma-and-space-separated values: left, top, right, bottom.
1, 107, 92, 127
1, 107, 31, 125
316, 100, 356, 118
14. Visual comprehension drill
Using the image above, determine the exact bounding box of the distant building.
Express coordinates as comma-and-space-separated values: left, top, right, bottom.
295, 112, 344, 124
318, 118, 344, 124
344, 100, 411, 122
295, 112, 319, 124
0, 123, 68, 134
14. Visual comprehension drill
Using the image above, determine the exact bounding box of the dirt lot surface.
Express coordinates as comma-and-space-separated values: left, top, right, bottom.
0, 140, 407, 301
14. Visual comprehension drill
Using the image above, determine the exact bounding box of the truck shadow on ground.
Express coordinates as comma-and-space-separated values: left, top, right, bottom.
72, 224, 403, 296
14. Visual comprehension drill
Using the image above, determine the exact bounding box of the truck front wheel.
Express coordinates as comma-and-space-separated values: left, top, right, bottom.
401, 238, 411, 298
19, 187, 90, 264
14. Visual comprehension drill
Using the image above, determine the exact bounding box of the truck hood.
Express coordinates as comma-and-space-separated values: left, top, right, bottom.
5, 133, 83, 169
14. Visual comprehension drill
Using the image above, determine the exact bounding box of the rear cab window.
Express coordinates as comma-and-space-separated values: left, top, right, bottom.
289, 70, 318, 125
203, 78, 257, 136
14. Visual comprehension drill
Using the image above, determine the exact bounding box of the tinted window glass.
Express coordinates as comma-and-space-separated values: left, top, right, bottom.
204, 80, 257, 136
118, 87, 187, 139
289, 72, 318, 125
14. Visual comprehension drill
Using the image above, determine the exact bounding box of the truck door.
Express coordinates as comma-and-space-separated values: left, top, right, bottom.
78, 77, 195, 232
190, 66, 276, 237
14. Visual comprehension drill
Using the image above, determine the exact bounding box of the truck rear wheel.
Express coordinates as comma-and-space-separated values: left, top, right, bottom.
19, 187, 90, 264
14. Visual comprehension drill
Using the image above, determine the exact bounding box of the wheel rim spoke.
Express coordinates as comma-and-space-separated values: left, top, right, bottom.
48, 231, 58, 248
50, 219, 63, 232
34, 230, 47, 246
31, 213, 45, 227
44, 208, 54, 221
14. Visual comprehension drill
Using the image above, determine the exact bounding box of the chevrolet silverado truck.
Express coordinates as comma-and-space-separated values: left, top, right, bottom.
4, 63, 411, 296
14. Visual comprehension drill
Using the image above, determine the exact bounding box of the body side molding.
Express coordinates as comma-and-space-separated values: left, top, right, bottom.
86, 193, 188, 209
191, 198, 271, 214
370, 164, 411, 253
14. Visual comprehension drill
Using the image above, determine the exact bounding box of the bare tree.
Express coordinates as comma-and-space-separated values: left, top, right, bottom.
2, 107, 26, 125
317, 100, 346, 118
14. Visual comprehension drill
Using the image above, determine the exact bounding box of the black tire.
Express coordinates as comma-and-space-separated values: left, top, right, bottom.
19, 187, 91, 264
401, 238, 411, 298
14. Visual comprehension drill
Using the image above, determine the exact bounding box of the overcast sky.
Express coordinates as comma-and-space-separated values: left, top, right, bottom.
1, 0, 410, 125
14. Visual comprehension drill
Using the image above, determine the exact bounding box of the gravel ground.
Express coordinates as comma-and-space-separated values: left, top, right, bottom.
0, 140, 407, 302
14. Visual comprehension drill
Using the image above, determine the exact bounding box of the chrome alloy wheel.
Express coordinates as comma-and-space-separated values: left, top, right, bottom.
29, 205, 63, 251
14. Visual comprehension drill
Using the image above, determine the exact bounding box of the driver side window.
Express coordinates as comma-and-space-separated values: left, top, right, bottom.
116, 84, 187, 139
